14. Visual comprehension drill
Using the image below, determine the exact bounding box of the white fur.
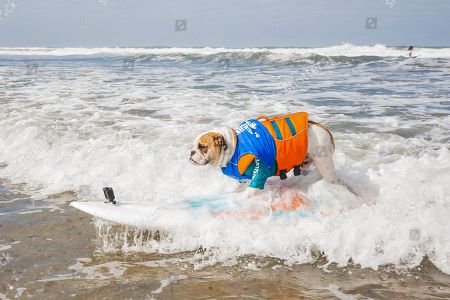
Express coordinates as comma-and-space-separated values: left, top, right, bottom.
307, 123, 339, 183
212, 127, 236, 167
191, 128, 236, 167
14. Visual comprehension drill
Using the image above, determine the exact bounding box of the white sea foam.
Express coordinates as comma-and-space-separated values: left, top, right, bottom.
0, 48, 449, 274
37, 258, 131, 282
151, 275, 187, 294
0, 44, 450, 58
327, 284, 355, 300
0, 245, 12, 251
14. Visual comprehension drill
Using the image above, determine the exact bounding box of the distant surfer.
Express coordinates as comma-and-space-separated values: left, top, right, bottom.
408, 46, 418, 58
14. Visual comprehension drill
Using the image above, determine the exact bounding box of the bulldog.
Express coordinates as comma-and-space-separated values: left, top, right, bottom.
189, 114, 341, 195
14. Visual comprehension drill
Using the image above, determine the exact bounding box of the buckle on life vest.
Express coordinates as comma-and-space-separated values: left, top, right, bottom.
293, 165, 301, 176
279, 169, 287, 180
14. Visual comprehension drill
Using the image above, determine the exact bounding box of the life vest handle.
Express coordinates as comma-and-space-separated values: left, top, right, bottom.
256, 115, 269, 121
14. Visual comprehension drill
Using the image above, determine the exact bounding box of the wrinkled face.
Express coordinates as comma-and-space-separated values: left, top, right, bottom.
189, 132, 226, 166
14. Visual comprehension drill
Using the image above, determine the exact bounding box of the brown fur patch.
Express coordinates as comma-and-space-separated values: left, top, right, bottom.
198, 132, 225, 161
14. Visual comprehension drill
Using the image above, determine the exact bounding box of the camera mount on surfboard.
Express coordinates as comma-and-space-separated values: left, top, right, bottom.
103, 187, 116, 205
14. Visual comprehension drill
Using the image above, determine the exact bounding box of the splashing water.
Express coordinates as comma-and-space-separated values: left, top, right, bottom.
0, 45, 449, 274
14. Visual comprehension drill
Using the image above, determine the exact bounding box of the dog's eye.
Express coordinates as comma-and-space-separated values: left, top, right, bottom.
198, 144, 208, 153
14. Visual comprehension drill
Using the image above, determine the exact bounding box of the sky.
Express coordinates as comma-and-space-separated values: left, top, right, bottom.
0, 0, 449, 47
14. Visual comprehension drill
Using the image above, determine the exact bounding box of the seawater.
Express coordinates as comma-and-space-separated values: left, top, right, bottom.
0, 45, 449, 299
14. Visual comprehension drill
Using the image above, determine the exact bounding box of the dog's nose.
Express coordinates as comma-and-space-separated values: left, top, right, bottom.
190, 150, 196, 157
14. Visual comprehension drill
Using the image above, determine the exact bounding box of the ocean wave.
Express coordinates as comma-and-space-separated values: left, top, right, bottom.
1, 44, 450, 59
0, 46, 449, 274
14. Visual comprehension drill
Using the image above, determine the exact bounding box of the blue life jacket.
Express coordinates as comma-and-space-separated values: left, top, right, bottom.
221, 119, 276, 180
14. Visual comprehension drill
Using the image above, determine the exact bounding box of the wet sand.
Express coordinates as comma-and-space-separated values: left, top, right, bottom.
1, 187, 450, 300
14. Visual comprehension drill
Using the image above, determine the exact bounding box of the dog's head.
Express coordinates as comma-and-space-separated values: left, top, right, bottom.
189, 132, 228, 166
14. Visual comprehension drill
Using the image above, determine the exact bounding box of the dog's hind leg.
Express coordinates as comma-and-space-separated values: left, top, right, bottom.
307, 122, 339, 184
308, 122, 359, 195
310, 150, 340, 184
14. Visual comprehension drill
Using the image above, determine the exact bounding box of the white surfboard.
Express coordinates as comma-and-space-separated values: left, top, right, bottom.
71, 191, 312, 228
71, 201, 165, 227
71, 193, 234, 228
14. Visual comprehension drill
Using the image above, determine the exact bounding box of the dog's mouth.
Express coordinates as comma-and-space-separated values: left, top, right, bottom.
189, 157, 208, 166
189, 157, 199, 165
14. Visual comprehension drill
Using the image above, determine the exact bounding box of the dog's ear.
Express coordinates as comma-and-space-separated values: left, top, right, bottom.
213, 134, 227, 151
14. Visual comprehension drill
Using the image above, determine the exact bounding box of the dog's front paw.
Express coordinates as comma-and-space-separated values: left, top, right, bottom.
243, 188, 264, 198
233, 181, 248, 192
